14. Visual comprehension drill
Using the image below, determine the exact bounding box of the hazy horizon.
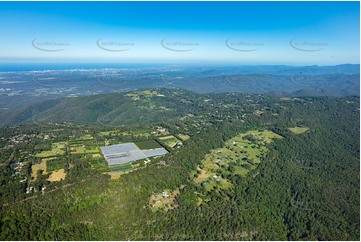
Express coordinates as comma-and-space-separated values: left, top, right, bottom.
0, 62, 359, 72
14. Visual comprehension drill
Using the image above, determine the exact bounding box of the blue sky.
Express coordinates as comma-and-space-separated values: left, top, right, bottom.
0, 1, 359, 65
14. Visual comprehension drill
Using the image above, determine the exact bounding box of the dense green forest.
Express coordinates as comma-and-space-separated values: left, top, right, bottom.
0, 89, 359, 240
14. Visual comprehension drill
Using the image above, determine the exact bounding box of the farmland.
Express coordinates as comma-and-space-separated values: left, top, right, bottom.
157, 135, 181, 148
134, 140, 162, 150
69, 135, 100, 155
0, 88, 358, 241
176, 134, 190, 141
35, 142, 67, 158
29, 125, 174, 186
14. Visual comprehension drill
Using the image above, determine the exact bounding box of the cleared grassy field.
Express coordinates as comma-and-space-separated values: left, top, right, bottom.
288, 126, 310, 134
92, 154, 102, 158
99, 131, 113, 136
120, 129, 153, 138
126, 90, 159, 100
31, 160, 47, 180
158, 135, 181, 148
135, 140, 161, 150
149, 189, 179, 212
70, 146, 87, 154
69, 140, 100, 154
47, 169, 66, 182
193, 129, 282, 192
35, 142, 67, 158
177, 134, 190, 141
158, 135, 174, 140
202, 178, 232, 192
107, 172, 124, 180
77, 134, 94, 140
89, 158, 110, 172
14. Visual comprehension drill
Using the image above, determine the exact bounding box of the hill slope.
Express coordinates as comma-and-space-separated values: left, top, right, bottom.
0, 89, 206, 126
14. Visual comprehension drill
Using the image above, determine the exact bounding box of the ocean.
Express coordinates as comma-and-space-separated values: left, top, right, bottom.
0, 63, 168, 72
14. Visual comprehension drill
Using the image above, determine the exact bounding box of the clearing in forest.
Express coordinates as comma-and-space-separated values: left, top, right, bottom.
69, 137, 99, 155
92, 154, 102, 158
35, 141, 67, 158
107, 172, 125, 180
288, 127, 310, 134
193, 130, 282, 192
135, 140, 162, 150
149, 189, 179, 212
47, 169, 66, 182
177, 134, 190, 141
31, 160, 47, 180
157, 135, 181, 148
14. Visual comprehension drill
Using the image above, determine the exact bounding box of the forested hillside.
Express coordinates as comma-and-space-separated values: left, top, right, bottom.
0, 89, 359, 240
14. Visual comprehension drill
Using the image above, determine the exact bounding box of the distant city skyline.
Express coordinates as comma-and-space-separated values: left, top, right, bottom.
0, 1, 359, 65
